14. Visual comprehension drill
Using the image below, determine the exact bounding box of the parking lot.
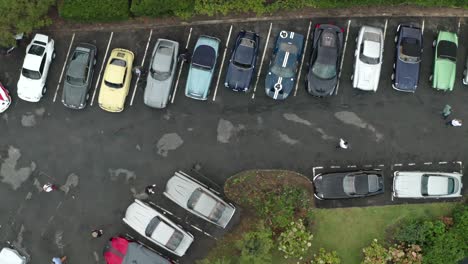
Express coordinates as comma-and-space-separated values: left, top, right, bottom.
0, 16, 467, 263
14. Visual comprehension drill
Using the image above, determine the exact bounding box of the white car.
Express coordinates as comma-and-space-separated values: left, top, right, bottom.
17, 34, 55, 102
164, 171, 236, 228
393, 171, 463, 199
0, 247, 27, 264
123, 199, 194, 257
352, 26, 384, 92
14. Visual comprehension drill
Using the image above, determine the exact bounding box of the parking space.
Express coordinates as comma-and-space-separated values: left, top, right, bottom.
0, 15, 467, 264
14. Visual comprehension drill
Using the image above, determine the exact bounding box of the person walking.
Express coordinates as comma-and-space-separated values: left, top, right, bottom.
337, 138, 349, 149
446, 119, 462, 127
43, 183, 58, 192
178, 48, 191, 63
145, 184, 157, 195
441, 104, 452, 119
91, 229, 104, 238
52, 256, 67, 264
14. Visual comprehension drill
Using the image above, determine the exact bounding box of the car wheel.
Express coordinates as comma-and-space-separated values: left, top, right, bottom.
86, 93, 90, 101
391, 73, 395, 80
429, 75, 433, 82
42, 87, 46, 95
350, 74, 354, 81
52, 52, 56, 60
355, 37, 358, 43
432, 40, 436, 48
393, 63, 395, 69
93, 58, 97, 66
394, 35, 398, 43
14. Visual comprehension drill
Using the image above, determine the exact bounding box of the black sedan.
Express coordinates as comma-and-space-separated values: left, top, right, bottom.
62, 43, 97, 109
224, 30, 259, 92
392, 24, 423, 92
306, 24, 343, 97
313, 170, 384, 200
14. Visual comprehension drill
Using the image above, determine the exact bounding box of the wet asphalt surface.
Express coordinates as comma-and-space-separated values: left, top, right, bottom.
0, 16, 467, 263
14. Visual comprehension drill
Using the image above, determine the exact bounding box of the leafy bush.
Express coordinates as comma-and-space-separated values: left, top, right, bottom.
311, 248, 341, 264
394, 219, 446, 246
361, 239, 391, 264
278, 219, 313, 260
235, 224, 273, 264
59, 0, 129, 22
254, 186, 309, 229
130, 0, 194, 18
388, 243, 423, 264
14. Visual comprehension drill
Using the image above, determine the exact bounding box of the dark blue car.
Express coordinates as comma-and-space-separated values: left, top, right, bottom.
265, 31, 304, 100
392, 24, 423, 92
225, 31, 259, 92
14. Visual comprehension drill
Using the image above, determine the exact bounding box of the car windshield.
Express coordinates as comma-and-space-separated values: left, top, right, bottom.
28, 44, 45, 56
233, 38, 255, 68
104, 80, 123, 88
188, 188, 225, 222
22, 68, 41, 80
166, 230, 184, 251
187, 188, 202, 210
437, 41, 457, 62
360, 32, 381, 65
110, 58, 126, 67
399, 38, 421, 63
312, 61, 336, 79
145, 216, 161, 237
66, 76, 85, 86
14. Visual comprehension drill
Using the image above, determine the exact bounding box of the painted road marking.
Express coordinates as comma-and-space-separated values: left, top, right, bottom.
252, 22, 272, 100
294, 21, 312, 97
457, 18, 461, 34
171, 27, 193, 104
383, 19, 388, 42
456, 161, 463, 173
91, 32, 113, 106
438, 161, 448, 165
130, 29, 153, 106
421, 19, 425, 34
53, 33, 75, 103
330, 165, 341, 169
335, 19, 351, 95
424, 162, 432, 165
213, 25, 233, 101
312, 166, 323, 177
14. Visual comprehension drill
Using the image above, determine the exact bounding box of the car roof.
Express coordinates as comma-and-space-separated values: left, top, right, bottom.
192, 45, 216, 68
23, 54, 42, 71
68, 50, 89, 79
152, 45, 173, 72
427, 176, 451, 195
105, 61, 126, 84
363, 40, 380, 58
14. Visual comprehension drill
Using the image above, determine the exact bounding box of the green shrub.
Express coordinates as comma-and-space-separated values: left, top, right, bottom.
311, 248, 341, 264
130, 0, 194, 18
59, 0, 129, 22
361, 239, 391, 264
388, 243, 423, 264
278, 219, 313, 260
235, 224, 273, 264
394, 219, 445, 246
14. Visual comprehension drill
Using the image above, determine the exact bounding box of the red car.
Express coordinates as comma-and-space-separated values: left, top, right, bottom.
0, 82, 11, 113
104, 236, 174, 264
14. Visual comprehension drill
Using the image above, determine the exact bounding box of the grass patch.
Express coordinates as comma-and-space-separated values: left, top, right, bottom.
311, 203, 458, 263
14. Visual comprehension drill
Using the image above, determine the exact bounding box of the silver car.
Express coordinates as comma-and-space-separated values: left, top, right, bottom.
392, 171, 463, 199
164, 171, 236, 228
144, 39, 179, 109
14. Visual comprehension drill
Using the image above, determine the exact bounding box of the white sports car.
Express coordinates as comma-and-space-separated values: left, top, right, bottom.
352, 26, 384, 92
17, 34, 55, 102
164, 171, 236, 228
392, 171, 463, 199
123, 199, 194, 257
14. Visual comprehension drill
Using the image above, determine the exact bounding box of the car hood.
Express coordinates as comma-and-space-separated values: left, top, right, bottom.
164, 176, 198, 206
307, 73, 337, 96
62, 82, 87, 107
98, 84, 127, 112
354, 62, 381, 91
17, 75, 42, 100
265, 73, 295, 100
185, 66, 212, 100
395, 60, 420, 91
434, 59, 456, 90
144, 75, 172, 109
314, 174, 347, 199
393, 173, 422, 197
225, 63, 253, 91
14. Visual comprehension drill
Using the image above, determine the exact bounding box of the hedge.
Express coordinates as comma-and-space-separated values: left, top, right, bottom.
59, 0, 129, 22
130, 0, 194, 18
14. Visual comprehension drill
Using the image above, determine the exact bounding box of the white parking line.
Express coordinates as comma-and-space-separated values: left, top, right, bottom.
335, 20, 351, 95
438, 161, 448, 165
421, 19, 425, 34
364, 164, 372, 168
252, 22, 272, 100
330, 165, 340, 169
408, 163, 416, 166
394, 163, 402, 167
347, 165, 357, 168
378, 164, 385, 167
383, 19, 388, 42
91, 32, 113, 106
457, 18, 461, 34
171, 27, 193, 104
130, 29, 153, 106
424, 162, 432, 165
294, 21, 312, 97
53, 33, 75, 103
212, 25, 233, 101
456, 161, 463, 173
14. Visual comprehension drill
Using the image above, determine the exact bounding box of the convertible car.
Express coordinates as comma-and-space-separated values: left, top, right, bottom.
104, 236, 173, 264
306, 24, 344, 97
430, 31, 458, 91
225, 30, 259, 92
392, 24, 423, 92
352, 26, 384, 92
313, 170, 384, 200
185, 35, 220, 100
265, 30, 304, 100
393, 171, 463, 199
164, 171, 236, 228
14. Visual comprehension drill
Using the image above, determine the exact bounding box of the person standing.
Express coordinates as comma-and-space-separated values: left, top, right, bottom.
145, 184, 157, 195
43, 183, 58, 192
52, 256, 67, 264
441, 104, 452, 119
337, 138, 349, 149
178, 48, 191, 63
91, 229, 104, 238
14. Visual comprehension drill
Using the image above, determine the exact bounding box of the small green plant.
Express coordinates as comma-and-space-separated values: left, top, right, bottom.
235, 224, 273, 264
388, 243, 422, 264
361, 239, 391, 264
278, 219, 313, 260
311, 248, 341, 264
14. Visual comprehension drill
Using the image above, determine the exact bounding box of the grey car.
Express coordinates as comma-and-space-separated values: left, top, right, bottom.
62, 43, 97, 109
144, 39, 179, 109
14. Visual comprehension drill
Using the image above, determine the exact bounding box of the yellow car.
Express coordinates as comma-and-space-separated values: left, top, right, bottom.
98, 48, 134, 112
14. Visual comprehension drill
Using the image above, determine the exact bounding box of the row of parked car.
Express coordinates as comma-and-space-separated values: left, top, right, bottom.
1, 23, 467, 113
313, 170, 463, 200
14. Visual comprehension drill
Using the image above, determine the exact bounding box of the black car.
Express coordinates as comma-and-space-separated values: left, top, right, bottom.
313, 170, 384, 200
392, 24, 423, 92
61, 43, 97, 109
306, 24, 343, 97
224, 30, 259, 92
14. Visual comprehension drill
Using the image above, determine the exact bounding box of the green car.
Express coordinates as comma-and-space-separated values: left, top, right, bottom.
431, 31, 458, 91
